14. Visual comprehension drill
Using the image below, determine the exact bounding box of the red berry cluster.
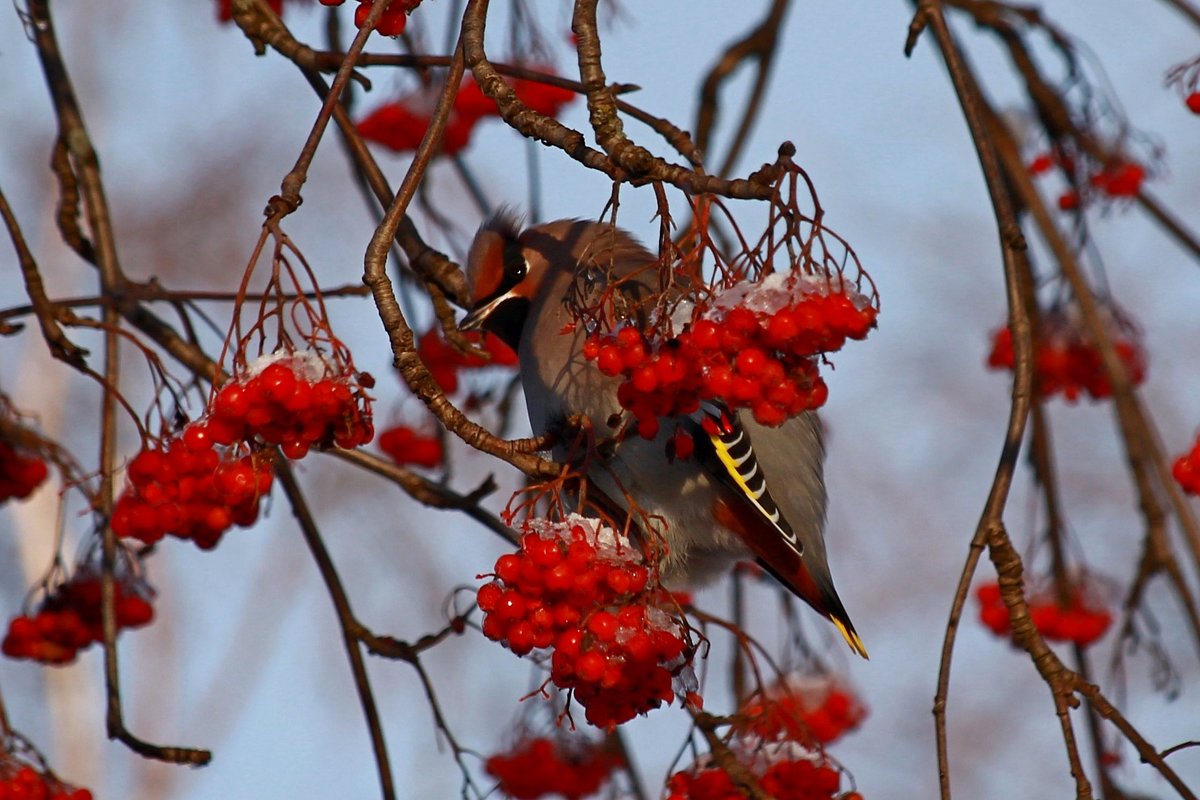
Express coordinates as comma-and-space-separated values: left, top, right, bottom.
1088, 162, 1146, 198
3, 575, 153, 665
358, 73, 575, 156
584, 276, 876, 435
0, 762, 92, 800
0, 441, 48, 503
307, 0, 422, 37
207, 352, 374, 459
986, 313, 1146, 402
112, 431, 273, 550
484, 736, 617, 800
977, 581, 1113, 647
665, 751, 845, 800
378, 425, 443, 468
741, 674, 867, 746
1028, 150, 1147, 209
1172, 435, 1200, 494
416, 329, 518, 395
477, 516, 691, 730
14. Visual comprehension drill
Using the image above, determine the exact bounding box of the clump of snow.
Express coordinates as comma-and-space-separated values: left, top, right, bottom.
244, 349, 331, 383
522, 514, 638, 562
704, 271, 871, 319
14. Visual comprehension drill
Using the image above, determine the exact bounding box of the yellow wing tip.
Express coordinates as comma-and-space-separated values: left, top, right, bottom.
831, 616, 869, 660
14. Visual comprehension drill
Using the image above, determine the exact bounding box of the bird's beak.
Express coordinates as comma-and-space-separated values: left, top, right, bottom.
458, 292, 509, 332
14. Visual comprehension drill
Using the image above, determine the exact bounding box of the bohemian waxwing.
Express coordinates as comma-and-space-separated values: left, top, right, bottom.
460, 215, 866, 658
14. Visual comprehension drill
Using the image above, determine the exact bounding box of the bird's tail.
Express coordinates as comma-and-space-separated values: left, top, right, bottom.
756, 556, 869, 659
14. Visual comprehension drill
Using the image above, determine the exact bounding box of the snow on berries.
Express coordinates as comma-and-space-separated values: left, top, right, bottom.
477, 515, 693, 730
205, 351, 374, 459
664, 739, 851, 800
3, 568, 154, 666
485, 735, 618, 800
740, 673, 867, 747
0, 756, 92, 800
583, 273, 877, 435
986, 304, 1146, 402
976, 579, 1113, 647
0, 439, 48, 504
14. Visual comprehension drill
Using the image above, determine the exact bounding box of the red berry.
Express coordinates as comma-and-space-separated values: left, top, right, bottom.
576, 650, 607, 682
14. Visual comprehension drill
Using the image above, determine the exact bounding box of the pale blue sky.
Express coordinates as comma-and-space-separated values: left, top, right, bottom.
1, 2, 1198, 798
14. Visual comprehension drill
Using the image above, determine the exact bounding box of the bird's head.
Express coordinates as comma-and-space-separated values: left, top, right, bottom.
458, 213, 540, 350
459, 215, 658, 351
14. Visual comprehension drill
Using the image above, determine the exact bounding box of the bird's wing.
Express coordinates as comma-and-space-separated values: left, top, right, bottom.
686, 403, 867, 658
691, 403, 803, 555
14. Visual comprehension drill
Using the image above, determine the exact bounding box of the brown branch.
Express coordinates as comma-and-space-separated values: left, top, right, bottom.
983, 105, 1200, 653
358, 25, 559, 479
1076, 680, 1198, 800
26, 0, 211, 764
572, 0, 657, 175
949, 0, 1200, 264
462, 0, 773, 199
329, 449, 517, 544
906, 4, 1044, 799
687, 712, 773, 800
1030, 403, 1127, 797
604, 728, 649, 800
308, 51, 705, 168
694, 0, 791, 176
1155, 0, 1200, 33
0, 184, 87, 367
0, 283, 369, 326
273, 458, 396, 800
233, 0, 389, 223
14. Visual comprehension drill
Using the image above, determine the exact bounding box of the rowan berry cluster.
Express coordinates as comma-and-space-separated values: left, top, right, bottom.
484, 736, 617, 800
665, 742, 850, 800
1172, 435, 1200, 494
0, 441, 48, 504
477, 516, 692, 730
206, 351, 374, 459
986, 310, 1146, 402
358, 73, 575, 155
0, 762, 92, 800
3, 574, 153, 665
111, 431, 273, 550
584, 274, 877, 435
378, 425, 443, 468
417, 329, 518, 395
977, 580, 1113, 647
740, 674, 867, 746
1028, 150, 1147, 210
300, 0, 422, 37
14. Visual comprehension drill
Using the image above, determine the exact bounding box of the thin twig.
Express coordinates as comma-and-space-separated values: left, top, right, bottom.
273, 458, 396, 800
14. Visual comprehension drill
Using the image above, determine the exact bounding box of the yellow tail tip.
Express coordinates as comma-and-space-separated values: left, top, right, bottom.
831, 616, 869, 660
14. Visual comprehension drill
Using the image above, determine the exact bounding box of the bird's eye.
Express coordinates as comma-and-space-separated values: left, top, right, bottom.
502, 243, 528, 282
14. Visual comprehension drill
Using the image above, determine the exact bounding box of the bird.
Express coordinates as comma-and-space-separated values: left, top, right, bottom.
459, 214, 867, 658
